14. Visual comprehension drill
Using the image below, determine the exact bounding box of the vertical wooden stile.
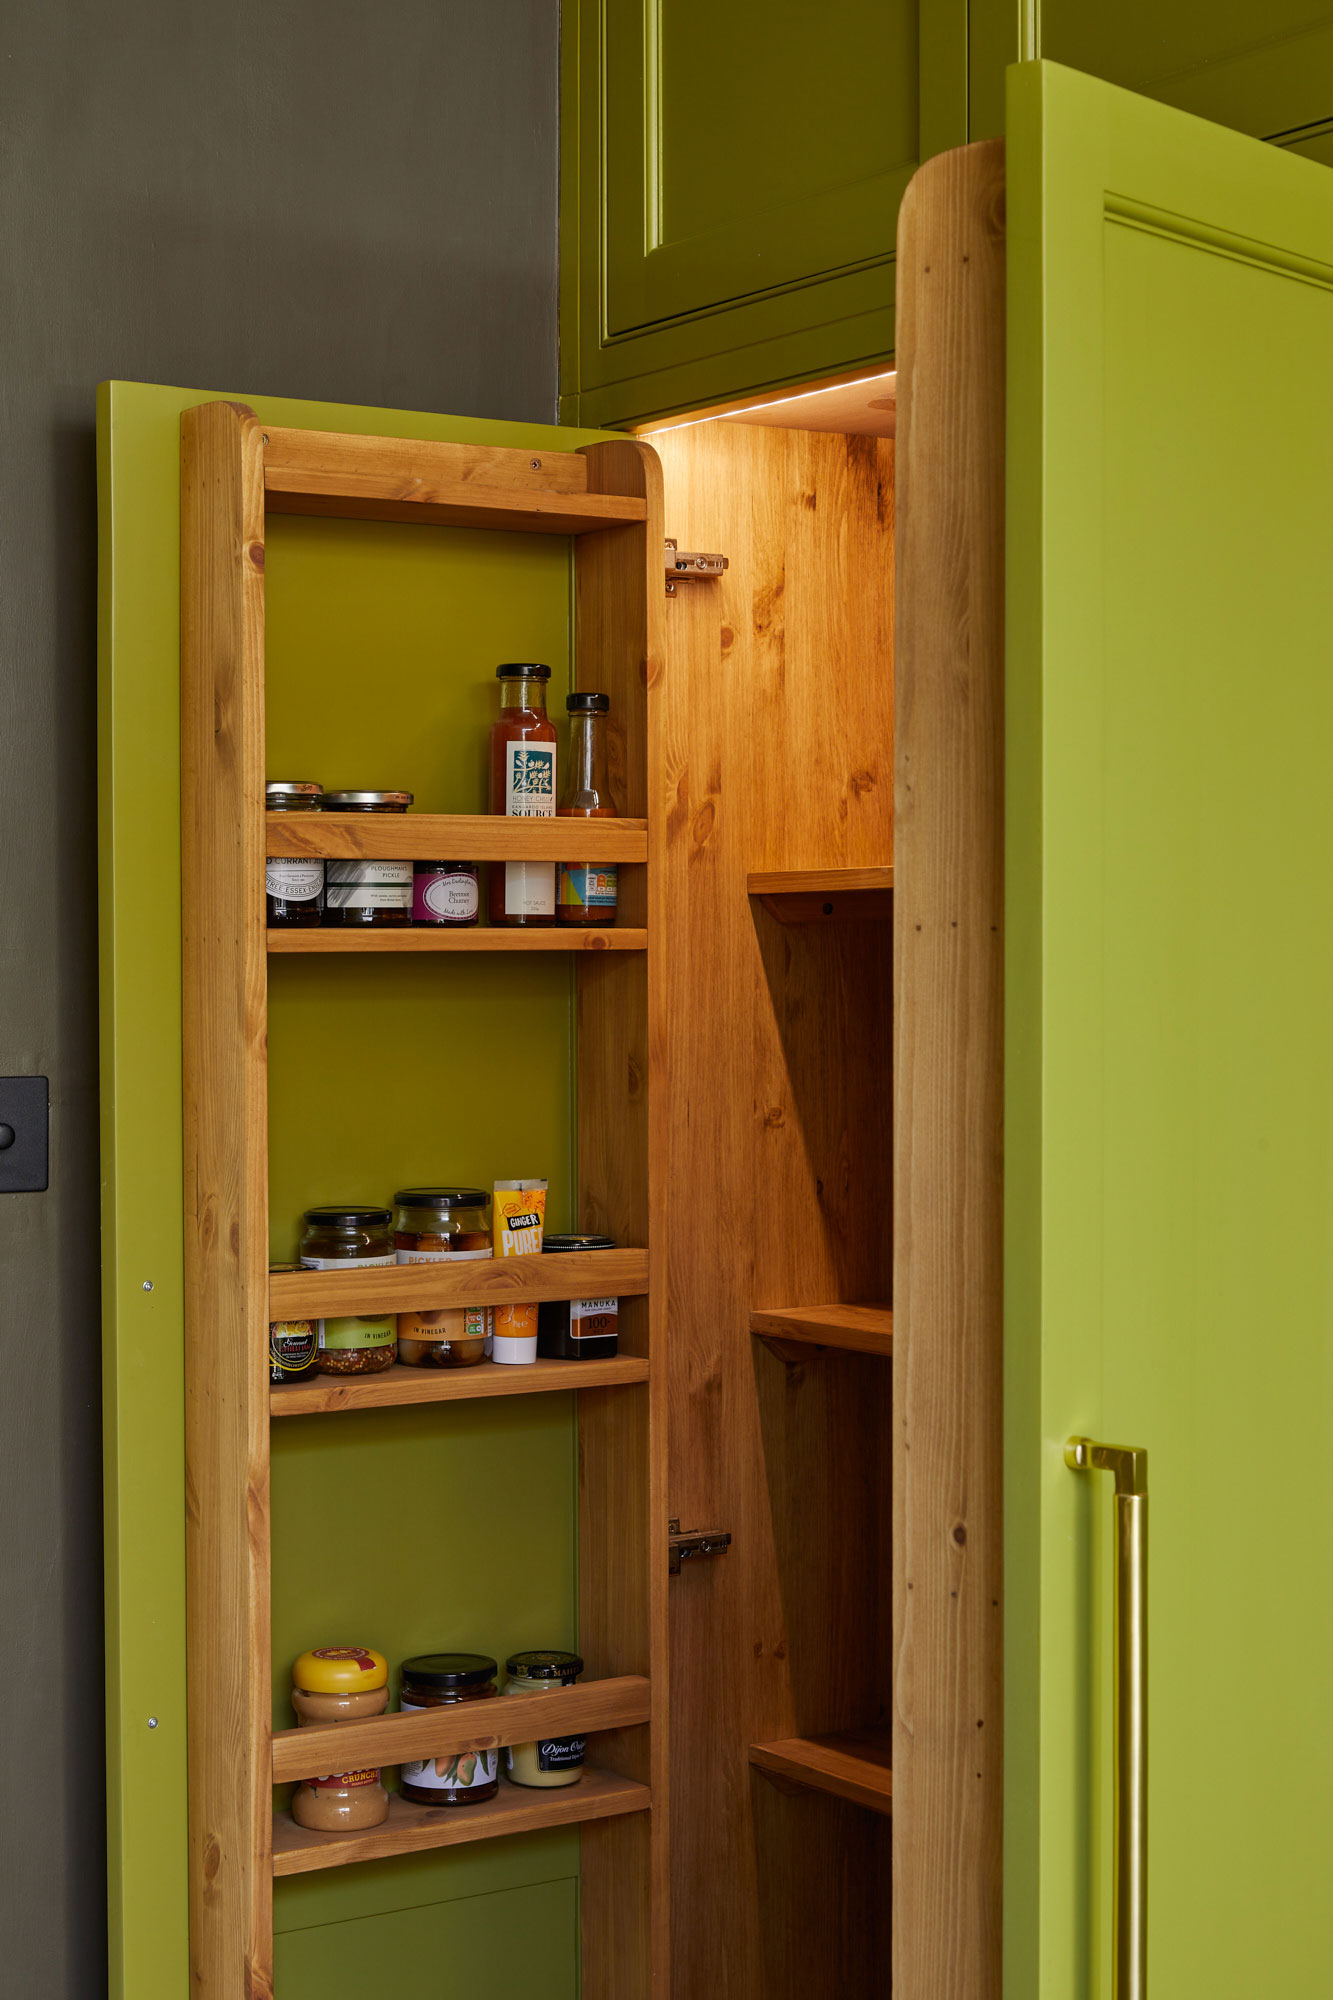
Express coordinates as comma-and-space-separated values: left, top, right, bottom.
573, 440, 669, 1998
181, 401, 272, 1996
893, 141, 1006, 2000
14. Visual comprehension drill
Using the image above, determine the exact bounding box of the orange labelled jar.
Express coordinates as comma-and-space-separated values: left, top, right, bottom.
290, 1646, 390, 1832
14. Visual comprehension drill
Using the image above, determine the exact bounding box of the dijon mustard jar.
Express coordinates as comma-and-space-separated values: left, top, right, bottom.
502, 1650, 586, 1788
289, 1646, 390, 1832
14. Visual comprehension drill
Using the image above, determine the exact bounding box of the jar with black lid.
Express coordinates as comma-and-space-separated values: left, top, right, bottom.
266, 782, 324, 927
322, 790, 413, 927
537, 1235, 619, 1359
301, 1205, 397, 1375
399, 1654, 499, 1806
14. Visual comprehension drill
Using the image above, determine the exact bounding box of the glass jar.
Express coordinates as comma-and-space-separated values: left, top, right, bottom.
394, 1187, 493, 1366
322, 790, 414, 927
301, 1206, 397, 1376
488, 664, 557, 927
290, 1645, 390, 1832
413, 861, 479, 927
266, 782, 325, 927
537, 1237, 619, 1359
557, 694, 618, 926
399, 1655, 499, 1806
269, 1317, 318, 1385
502, 1651, 585, 1789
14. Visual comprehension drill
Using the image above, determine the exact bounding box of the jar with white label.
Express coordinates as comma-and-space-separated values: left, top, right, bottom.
266, 781, 325, 927
399, 1655, 499, 1806
413, 861, 479, 927
322, 790, 413, 927
394, 1187, 493, 1364
502, 1651, 586, 1788
300, 1206, 398, 1375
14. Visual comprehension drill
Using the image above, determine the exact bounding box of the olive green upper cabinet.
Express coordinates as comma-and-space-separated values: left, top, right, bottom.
972, 2, 1333, 157
561, 0, 968, 427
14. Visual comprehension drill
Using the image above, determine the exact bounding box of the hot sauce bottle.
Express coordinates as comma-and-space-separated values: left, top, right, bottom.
557, 692, 618, 926
488, 663, 557, 926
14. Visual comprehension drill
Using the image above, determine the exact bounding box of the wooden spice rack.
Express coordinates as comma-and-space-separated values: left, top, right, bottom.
182, 408, 666, 1993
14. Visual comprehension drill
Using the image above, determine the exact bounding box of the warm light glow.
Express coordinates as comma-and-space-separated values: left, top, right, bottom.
641, 370, 897, 436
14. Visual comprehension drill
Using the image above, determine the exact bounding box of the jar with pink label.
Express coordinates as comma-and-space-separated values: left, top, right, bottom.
413, 861, 479, 927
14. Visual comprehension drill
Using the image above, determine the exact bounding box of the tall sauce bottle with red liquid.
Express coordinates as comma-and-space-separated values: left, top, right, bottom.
488, 663, 557, 926
557, 692, 618, 926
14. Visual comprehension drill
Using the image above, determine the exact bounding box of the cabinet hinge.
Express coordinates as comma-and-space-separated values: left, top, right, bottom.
668, 1518, 733, 1575
664, 538, 728, 595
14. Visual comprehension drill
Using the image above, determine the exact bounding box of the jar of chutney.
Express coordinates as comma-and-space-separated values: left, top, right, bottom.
322, 790, 413, 927
399, 1654, 499, 1806
266, 782, 325, 927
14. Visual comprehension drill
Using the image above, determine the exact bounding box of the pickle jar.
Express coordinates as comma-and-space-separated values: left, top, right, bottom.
398, 1655, 499, 1806
502, 1651, 586, 1789
301, 1207, 397, 1375
266, 782, 325, 927
394, 1187, 493, 1367
322, 790, 414, 928
290, 1646, 390, 1832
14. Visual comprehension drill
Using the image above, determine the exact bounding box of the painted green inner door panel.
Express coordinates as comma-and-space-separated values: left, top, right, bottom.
1006, 60, 1333, 1997
98, 381, 609, 2000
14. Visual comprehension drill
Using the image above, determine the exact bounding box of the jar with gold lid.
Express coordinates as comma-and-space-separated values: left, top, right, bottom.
290, 1646, 390, 1832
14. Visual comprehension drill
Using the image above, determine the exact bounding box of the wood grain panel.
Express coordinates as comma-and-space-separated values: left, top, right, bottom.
271, 1355, 650, 1417
267, 926, 647, 954
272, 1674, 651, 1782
651, 418, 895, 2000
265, 810, 646, 861
269, 1246, 647, 1320
749, 1302, 893, 1358
573, 439, 670, 2000
893, 139, 1006, 2000
181, 400, 273, 1996
272, 1766, 651, 1876
749, 1729, 894, 1813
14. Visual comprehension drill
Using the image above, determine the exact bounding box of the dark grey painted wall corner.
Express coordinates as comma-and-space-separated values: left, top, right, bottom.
0, 3, 558, 1991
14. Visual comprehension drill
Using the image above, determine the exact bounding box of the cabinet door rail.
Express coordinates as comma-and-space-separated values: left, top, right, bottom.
273, 1353, 651, 1416
266, 811, 647, 863
274, 1673, 650, 1783
269, 1246, 647, 1319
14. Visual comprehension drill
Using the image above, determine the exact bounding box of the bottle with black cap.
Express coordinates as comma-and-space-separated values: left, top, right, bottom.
488, 663, 557, 927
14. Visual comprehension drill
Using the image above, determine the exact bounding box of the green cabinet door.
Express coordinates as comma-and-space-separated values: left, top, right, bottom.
561, 0, 968, 427
1007, 60, 1333, 1996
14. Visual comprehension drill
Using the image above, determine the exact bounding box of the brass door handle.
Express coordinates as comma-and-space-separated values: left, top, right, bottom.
1066, 1437, 1148, 2000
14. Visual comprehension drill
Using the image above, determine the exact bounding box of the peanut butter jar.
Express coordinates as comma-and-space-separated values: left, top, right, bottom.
290, 1646, 390, 1832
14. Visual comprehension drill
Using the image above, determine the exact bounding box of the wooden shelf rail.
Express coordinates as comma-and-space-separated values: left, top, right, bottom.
269, 1246, 647, 1319
748, 1731, 893, 1815
269, 926, 648, 954
273, 1766, 651, 1876
265, 811, 647, 864
273, 1353, 650, 1416
274, 1673, 649, 1782
750, 1303, 893, 1360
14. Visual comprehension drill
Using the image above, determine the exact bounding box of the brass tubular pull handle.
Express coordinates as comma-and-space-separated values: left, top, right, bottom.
1066, 1437, 1148, 2000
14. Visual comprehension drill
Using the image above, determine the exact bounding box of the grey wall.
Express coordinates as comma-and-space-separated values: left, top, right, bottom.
0, 3, 558, 1990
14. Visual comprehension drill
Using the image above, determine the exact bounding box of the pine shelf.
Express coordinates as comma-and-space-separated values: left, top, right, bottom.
273, 1765, 652, 1876
272, 1354, 650, 1416
265, 811, 646, 864
268, 926, 647, 954
750, 1302, 893, 1360
269, 1247, 647, 1319
749, 1730, 893, 1815
747, 865, 893, 923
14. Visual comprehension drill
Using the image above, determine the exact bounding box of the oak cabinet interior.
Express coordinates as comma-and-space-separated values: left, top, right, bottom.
175, 140, 1001, 2000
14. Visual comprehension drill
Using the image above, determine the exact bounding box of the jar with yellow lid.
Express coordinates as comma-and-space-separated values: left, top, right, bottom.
501, 1650, 585, 1789
290, 1646, 390, 1832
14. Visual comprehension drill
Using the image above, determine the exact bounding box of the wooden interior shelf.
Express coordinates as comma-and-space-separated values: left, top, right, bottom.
272, 1672, 651, 1782
265, 811, 647, 863
272, 1353, 650, 1416
747, 866, 894, 923
749, 1731, 893, 1815
750, 1303, 893, 1360
269, 1246, 647, 1319
269, 926, 647, 954
273, 1765, 652, 1877
262, 425, 648, 535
